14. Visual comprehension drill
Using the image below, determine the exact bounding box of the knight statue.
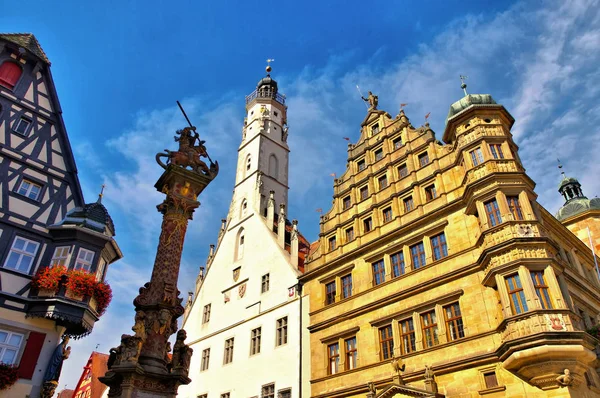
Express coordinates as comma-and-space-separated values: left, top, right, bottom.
156, 126, 219, 178
362, 91, 378, 110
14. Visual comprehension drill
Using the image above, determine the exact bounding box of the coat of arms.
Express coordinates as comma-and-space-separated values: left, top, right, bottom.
239, 283, 247, 298
233, 267, 241, 282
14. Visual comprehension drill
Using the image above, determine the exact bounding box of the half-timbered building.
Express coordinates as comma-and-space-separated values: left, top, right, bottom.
0, 33, 121, 397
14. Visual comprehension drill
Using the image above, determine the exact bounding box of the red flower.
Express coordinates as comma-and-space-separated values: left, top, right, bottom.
66, 270, 97, 297
93, 281, 113, 316
0, 363, 19, 391
31, 266, 67, 292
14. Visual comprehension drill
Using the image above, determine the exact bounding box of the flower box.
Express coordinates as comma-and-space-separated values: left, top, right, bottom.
37, 289, 56, 298
65, 288, 84, 301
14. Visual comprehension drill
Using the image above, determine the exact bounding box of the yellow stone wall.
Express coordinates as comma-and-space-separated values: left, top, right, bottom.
301, 103, 600, 397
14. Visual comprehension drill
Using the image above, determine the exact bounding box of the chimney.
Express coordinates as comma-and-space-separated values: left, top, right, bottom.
291, 219, 299, 268
278, 204, 286, 248
267, 190, 275, 229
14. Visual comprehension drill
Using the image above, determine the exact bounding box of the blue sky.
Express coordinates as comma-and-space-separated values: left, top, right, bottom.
3, 0, 600, 392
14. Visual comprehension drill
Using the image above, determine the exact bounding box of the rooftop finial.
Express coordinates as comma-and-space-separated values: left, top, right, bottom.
460, 75, 468, 96
266, 58, 275, 75
558, 158, 566, 177
97, 184, 106, 203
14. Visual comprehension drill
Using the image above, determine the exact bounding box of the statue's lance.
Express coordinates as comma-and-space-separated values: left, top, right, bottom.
176, 100, 214, 164
355, 85, 369, 109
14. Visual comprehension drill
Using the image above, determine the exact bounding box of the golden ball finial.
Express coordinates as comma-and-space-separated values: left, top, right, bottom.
266, 65, 272, 73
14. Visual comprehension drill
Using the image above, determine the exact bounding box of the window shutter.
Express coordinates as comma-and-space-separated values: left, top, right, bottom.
0, 62, 22, 89
18, 331, 46, 379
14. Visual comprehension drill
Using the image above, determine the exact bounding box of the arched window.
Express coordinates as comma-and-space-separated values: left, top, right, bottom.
0, 62, 22, 90
240, 199, 248, 218
235, 228, 245, 260
269, 154, 279, 179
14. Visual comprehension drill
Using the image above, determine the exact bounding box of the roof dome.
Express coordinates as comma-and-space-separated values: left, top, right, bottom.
555, 174, 600, 221
446, 94, 497, 123
53, 196, 115, 235
257, 75, 278, 93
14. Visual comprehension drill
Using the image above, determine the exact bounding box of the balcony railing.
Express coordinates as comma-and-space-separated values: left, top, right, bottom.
245, 88, 286, 105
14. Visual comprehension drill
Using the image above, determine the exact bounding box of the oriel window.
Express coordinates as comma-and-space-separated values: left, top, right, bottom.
507, 196, 524, 220
469, 147, 484, 166
505, 274, 528, 314
489, 144, 504, 159
531, 271, 552, 309
484, 199, 502, 227
50, 246, 70, 267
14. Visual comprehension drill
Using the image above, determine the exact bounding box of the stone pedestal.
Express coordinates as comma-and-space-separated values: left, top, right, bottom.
100, 158, 217, 397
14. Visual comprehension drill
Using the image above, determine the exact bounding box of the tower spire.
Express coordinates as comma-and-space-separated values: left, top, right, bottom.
460, 75, 468, 96
97, 184, 106, 203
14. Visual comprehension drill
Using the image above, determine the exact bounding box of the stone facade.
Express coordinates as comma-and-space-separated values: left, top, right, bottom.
300, 94, 600, 397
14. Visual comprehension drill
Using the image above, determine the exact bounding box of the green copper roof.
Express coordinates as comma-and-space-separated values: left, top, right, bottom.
558, 176, 580, 191
446, 94, 497, 124
556, 197, 600, 221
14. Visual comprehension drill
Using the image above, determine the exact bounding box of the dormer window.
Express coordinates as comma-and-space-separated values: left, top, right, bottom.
371, 123, 380, 135
0, 61, 22, 90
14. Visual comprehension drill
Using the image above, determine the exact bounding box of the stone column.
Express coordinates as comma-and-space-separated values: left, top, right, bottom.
100, 133, 218, 398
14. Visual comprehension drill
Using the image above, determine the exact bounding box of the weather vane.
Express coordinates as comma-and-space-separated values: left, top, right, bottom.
266, 58, 275, 74
460, 75, 468, 96
557, 158, 566, 177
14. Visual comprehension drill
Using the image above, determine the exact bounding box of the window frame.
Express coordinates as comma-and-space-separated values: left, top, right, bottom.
342, 196, 351, 210
399, 318, 416, 355
357, 159, 366, 172
363, 217, 373, 233
431, 232, 448, 261
359, 186, 369, 201
3, 236, 40, 274
202, 304, 211, 324
200, 348, 210, 371
341, 274, 353, 299
261, 273, 270, 293
484, 199, 502, 227
403, 196, 414, 213
345, 227, 355, 242
50, 246, 71, 267
328, 235, 337, 251
16, 179, 42, 201
378, 325, 394, 360
344, 336, 357, 371
391, 251, 405, 278
444, 302, 465, 341
372, 260, 386, 286
374, 148, 384, 162
382, 207, 393, 223
74, 248, 95, 272
507, 196, 524, 220
393, 136, 402, 150
327, 342, 340, 375
410, 242, 426, 270
469, 147, 484, 166
12, 117, 32, 136
505, 273, 528, 315
421, 310, 439, 348
489, 144, 504, 159
531, 271, 552, 309
371, 123, 380, 136
378, 174, 388, 190
424, 184, 437, 201
418, 152, 430, 168
223, 338, 234, 364
0, 328, 24, 365
398, 163, 408, 178
325, 281, 336, 305
276, 317, 288, 346
250, 327, 261, 355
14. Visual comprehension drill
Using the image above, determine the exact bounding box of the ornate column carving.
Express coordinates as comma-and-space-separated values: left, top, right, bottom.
100, 126, 218, 398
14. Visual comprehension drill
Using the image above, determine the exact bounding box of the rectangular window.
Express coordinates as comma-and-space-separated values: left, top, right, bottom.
382, 207, 393, 223
393, 136, 402, 150
341, 274, 352, 299
421, 310, 439, 348
50, 246, 70, 267
399, 318, 416, 355
431, 233, 448, 261
403, 196, 414, 213
325, 281, 336, 305
199, 395, 208, 398
371, 123, 380, 135
0, 329, 24, 365
221, 394, 230, 398
484, 371, 499, 389
13, 117, 32, 136
418, 152, 430, 168
469, 147, 484, 166
410, 242, 426, 269
398, 163, 408, 178
74, 248, 95, 272
343, 196, 351, 210
391, 251, 405, 278
328, 343, 340, 375
378, 325, 394, 360
372, 260, 386, 285
96, 258, 106, 281
424, 184, 437, 201
3, 236, 39, 273
200, 348, 210, 371
357, 159, 366, 172
444, 303, 465, 341
345, 227, 355, 242
507, 196, 524, 220
345, 337, 357, 370
279, 389, 291, 398
360, 186, 369, 200
223, 338, 234, 364
250, 327, 261, 355
328, 236, 337, 251
363, 217, 373, 232
531, 271, 552, 309
484, 199, 502, 227
202, 304, 211, 324
276, 317, 288, 346
489, 144, 504, 159
505, 274, 528, 314
378, 174, 388, 190
261, 274, 270, 293
17, 179, 42, 201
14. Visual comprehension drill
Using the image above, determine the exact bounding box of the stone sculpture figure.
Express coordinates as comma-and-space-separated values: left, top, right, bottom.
40, 335, 71, 398
362, 91, 378, 110
156, 127, 219, 177
556, 369, 574, 387
172, 329, 193, 376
